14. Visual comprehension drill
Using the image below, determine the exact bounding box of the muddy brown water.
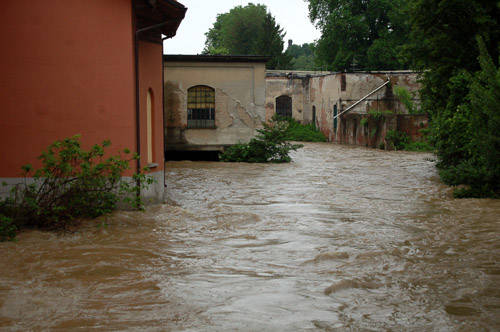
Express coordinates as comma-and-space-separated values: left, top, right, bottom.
1, 143, 499, 331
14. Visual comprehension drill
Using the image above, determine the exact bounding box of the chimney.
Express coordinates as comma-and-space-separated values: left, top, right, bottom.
288, 39, 293, 48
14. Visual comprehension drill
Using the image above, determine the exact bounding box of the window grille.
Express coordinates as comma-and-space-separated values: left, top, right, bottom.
187, 85, 215, 128
276, 95, 292, 118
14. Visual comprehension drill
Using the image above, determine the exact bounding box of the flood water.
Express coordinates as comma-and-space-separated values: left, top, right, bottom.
1, 143, 499, 331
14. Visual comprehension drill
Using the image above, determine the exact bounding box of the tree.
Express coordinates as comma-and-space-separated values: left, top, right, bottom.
405, 0, 499, 197
286, 43, 318, 70
306, 0, 411, 71
203, 3, 291, 69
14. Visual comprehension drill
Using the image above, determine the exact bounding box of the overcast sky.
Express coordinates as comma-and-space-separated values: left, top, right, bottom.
163, 0, 321, 54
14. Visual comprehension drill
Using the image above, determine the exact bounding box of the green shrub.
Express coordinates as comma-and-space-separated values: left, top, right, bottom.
281, 117, 327, 142
367, 109, 393, 120
0, 214, 17, 242
431, 38, 500, 198
394, 86, 418, 114
385, 130, 409, 150
0, 135, 153, 237
404, 141, 434, 152
220, 118, 303, 162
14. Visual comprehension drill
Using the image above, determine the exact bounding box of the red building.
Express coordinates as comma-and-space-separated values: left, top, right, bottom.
0, 0, 186, 202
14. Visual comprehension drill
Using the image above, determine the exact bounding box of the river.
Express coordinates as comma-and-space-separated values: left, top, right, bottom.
1, 143, 499, 331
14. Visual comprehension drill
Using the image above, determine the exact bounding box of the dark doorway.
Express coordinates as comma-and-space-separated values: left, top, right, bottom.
333, 105, 338, 133
276, 95, 292, 118
312, 106, 316, 127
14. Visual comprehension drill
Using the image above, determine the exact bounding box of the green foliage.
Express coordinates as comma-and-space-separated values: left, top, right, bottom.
0, 136, 154, 237
203, 3, 291, 69
434, 38, 500, 198
307, 0, 410, 71
220, 118, 303, 163
0, 214, 17, 242
286, 43, 318, 71
406, 0, 499, 198
281, 117, 327, 142
367, 109, 393, 120
403, 141, 434, 152
394, 86, 418, 114
385, 130, 410, 150
360, 118, 368, 127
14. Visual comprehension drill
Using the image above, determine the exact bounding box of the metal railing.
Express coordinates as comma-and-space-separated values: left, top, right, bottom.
333, 80, 390, 120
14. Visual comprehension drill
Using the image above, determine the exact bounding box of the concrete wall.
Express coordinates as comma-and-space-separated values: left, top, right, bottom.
164, 61, 267, 151
265, 71, 426, 146
265, 74, 310, 123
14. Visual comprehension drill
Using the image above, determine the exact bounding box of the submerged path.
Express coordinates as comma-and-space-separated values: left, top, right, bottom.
1, 143, 499, 330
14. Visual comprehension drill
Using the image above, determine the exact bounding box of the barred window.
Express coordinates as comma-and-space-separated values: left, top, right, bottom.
276, 95, 292, 118
187, 85, 215, 128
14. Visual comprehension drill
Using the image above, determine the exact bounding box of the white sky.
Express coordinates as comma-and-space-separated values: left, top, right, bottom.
163, 0, 321, 54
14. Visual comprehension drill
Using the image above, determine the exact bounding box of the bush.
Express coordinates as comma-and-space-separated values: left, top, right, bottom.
385, 130, 409, 150
0, 136, 153, 238
394, 86, 418, 114
220, 118, 303, 162
0, 214, 17, 242
432, 38, 500, 198
404, 141, 434, 152
281, 117, 327, 142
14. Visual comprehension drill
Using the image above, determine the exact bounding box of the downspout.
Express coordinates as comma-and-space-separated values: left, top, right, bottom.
133, 5, 141, 201
134, 17, 177, 201
162, 36, 168, 192
333, 79, 391, 120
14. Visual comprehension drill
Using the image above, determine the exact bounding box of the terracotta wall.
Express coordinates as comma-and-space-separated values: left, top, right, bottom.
0, 0, 136, 177
138, 41, 164, 172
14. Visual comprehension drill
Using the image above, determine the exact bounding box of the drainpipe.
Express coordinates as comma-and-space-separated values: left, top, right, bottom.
133, 5, 141, 201
134, 17, 176, 201
333, 79, 390, 120
162, 36, 168, 192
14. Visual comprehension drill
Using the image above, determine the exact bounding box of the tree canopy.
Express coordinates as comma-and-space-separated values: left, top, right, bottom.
286, 43, 318, 71
405, 0, 500, 197
306, 0, 411, 71
203, 3, 290, 69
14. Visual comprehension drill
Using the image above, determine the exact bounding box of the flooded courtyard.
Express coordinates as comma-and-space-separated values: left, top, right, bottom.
1, 143, 499, 330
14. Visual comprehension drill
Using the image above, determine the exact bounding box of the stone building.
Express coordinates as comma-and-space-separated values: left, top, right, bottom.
265, 70, 427, 148
163, 55, 268, 157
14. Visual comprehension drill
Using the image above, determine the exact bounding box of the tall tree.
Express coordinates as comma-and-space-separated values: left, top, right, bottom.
203, 3, 290, 69
306, 0, 411, 71
405, 0, 499, 197
286, 43, 318, 70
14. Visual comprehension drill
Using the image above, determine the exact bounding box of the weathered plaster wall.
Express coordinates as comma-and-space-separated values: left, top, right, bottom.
164, 61, 266, 151
339, 72, 420, 115
308, 74, 342, 141
265, 75, 309, 123
265, 71, 424, 145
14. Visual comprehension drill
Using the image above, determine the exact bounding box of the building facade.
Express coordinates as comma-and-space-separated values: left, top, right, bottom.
265, 70, 427, 148
163, 55, 268, 156
0, 0, 186, 202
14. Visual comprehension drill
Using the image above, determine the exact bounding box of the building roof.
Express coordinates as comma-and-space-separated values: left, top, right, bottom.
134, 0, 187, 42
163, 54, 271, 63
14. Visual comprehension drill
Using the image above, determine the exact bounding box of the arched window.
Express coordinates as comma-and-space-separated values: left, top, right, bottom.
146, 88, 154, 164
187, 85, 215, 128
276, 95, 292, 118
